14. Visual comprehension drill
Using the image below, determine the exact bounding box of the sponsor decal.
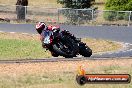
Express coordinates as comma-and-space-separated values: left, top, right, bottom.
76, 66, 131, 85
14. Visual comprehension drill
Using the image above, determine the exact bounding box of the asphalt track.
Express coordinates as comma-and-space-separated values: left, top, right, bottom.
0, 23, 132, 60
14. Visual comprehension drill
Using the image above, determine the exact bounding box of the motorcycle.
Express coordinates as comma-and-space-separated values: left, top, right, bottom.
42, 29, 92, 58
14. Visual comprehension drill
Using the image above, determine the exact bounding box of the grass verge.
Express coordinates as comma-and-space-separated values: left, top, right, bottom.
0, 32, 122, 60
0, 39, 51, 59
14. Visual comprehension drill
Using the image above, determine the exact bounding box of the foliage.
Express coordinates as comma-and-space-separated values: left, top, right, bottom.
16, 0, 28, 6
104, 0, 132, 21
57, 0, 95, 9
103, 11, 117, 21
105, 0, 131, 11
59, 8, 94, 24
57, 0, 95, 24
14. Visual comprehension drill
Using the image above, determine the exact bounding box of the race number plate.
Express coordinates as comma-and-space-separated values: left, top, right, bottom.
43, 36, 50, 44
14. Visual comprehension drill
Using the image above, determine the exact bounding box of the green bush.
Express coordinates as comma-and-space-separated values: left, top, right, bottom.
124, 13, 130, 21
57, 0, 95, 24
116, 13, 125, 20
103, 11, 117, 21
59, 9, 93, 24
104, 0, 132, 21
104, 12, 131, 21
105, 0, 129, 11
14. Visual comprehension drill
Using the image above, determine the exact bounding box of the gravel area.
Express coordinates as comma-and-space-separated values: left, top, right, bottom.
0, 58, 131, 76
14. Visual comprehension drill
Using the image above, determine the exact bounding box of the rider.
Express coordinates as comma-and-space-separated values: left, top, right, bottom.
36, 22, 62, 56
35, 21, 78, 56
35, 22, 60, 43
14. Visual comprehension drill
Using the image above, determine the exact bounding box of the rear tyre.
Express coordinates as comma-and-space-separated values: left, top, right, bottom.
79, 42, 92, 57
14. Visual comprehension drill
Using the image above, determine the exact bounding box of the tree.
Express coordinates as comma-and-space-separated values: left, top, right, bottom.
104, 0, 132, 21
16, 0, 28, 20
57, 0, 95, 24
58, 0, 95, 9
105, 0, 132, 11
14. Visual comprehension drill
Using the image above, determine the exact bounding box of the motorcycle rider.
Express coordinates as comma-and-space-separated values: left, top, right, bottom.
36, 22, 63, 57
36, 22, 59, 41
35, 21, 78, 57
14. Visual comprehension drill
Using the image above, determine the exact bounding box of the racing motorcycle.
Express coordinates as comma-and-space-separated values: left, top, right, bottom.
42, 29, 92, 58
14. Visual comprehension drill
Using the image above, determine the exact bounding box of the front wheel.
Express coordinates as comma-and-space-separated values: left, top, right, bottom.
52, 37, 79, 58
51, 51, 59, 57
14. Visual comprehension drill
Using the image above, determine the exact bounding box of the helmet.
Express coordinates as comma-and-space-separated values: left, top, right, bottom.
36, 22, 46, 34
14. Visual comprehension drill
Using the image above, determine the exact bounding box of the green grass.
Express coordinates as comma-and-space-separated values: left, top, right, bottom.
0, 32, 122, 60
0, 39, 51, 60
0, 38, 121, 60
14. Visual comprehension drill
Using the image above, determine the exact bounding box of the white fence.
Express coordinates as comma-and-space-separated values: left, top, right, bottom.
0, 4, 132, 26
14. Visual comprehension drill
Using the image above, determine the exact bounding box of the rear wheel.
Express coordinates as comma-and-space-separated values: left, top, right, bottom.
52, 36, 79, 58
79, 42, 92, 57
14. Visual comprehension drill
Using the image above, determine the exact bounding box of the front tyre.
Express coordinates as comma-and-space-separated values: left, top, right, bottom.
52, 37, 79, 58
51, 51, 59, 57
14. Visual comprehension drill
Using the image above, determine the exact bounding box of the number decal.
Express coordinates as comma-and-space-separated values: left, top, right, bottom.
44, 36, 50, 44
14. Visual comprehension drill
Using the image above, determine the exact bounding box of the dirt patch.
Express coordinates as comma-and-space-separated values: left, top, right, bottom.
0, 58, 132, 76
0, 58, 131, 88
0, 32, 39, 40
82, 38, 122, 53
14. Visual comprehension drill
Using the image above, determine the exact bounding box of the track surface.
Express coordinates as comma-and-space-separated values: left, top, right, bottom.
0, 57, 131, 64
0, 24, 132, 43
0, 23, 132, 60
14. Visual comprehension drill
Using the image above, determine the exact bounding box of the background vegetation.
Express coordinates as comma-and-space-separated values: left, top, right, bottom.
104, 0, 132, 21
57, 0, 95, 9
